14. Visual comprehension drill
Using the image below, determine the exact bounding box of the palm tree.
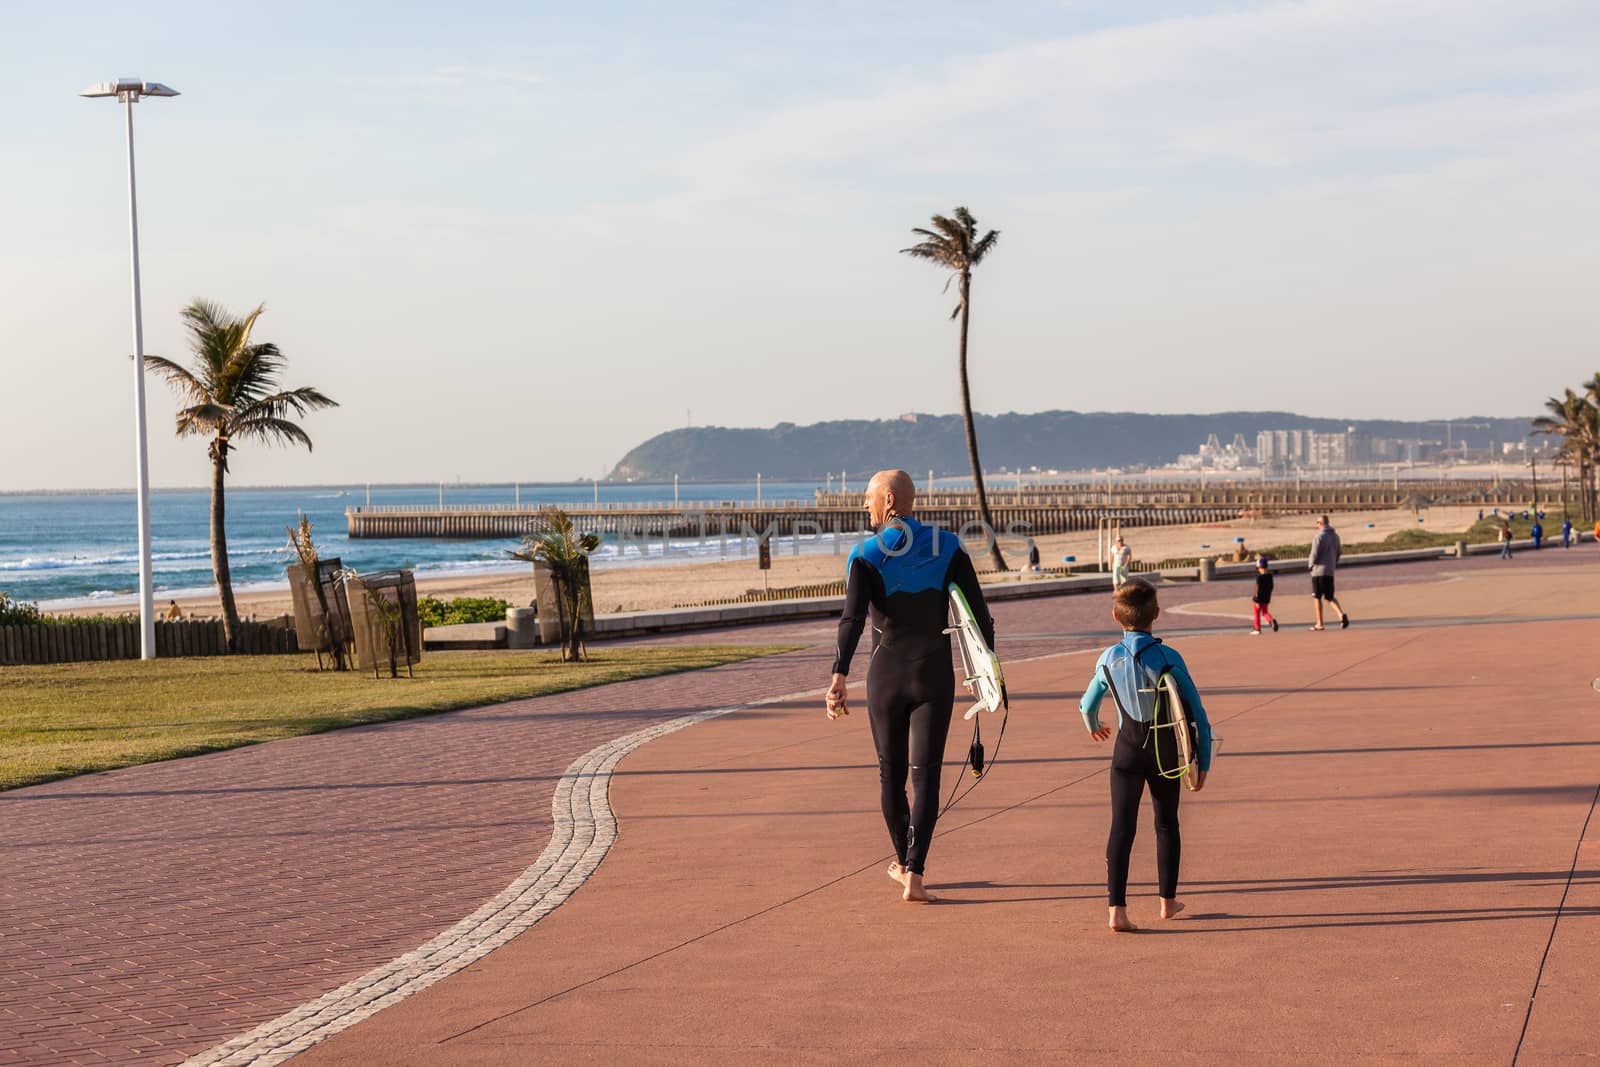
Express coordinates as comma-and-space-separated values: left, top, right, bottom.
145, 301, 338, 651
901, 207, 1007, 571
512, 508, 600, 661
1583, 373, 1600, 520
1532, 388, 1598, 523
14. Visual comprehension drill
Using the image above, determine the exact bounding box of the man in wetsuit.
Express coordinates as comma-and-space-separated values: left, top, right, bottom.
825, 469, 994, 903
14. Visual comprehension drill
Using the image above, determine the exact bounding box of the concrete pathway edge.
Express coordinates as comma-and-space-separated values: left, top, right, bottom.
181, 688, 816, 1067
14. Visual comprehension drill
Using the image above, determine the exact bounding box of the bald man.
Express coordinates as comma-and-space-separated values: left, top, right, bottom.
825, 469, 995, 902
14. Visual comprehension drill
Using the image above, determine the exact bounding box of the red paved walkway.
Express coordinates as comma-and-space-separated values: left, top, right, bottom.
299, 617, 1600, 1065
1, 547, 1594, 1064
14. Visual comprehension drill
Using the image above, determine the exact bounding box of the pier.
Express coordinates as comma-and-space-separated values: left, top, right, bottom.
345, 478, 1533, 540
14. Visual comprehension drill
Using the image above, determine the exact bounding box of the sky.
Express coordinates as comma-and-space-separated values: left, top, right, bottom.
1, 0, 1597, 490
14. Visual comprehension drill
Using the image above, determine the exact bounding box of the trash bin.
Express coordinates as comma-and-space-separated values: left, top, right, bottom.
506, 607, 539, 649
1455, 540, 1468, 559
1198, 558, 1216, 582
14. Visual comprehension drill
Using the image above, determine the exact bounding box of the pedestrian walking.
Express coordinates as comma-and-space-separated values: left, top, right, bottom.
1251, 557, 1278, 635
1111, 536, 1132, 588
1308, 515, 1349, 631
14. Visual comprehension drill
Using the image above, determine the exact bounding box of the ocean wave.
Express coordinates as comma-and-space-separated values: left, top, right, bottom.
0, 546, 288, 572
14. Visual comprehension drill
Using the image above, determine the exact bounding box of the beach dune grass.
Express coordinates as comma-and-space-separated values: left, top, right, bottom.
0, 645, 798, 791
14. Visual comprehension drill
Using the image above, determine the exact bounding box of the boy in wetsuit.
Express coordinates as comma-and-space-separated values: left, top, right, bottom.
1251, 557, 1278, 634
1079, 578, 1213, 932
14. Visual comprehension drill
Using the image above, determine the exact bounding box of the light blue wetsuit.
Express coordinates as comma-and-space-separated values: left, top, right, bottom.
1080, 630, 1215, 906
1080, 631, 1213, 772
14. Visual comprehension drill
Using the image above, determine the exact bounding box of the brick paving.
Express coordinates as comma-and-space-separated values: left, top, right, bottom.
0, 546, 1589, 1065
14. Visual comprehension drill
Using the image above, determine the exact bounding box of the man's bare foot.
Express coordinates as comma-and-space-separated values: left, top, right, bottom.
1109, 906, 1138, 932
1160, 899, 1188, 920
887, 862, 908, 887
902, 872, 934, 903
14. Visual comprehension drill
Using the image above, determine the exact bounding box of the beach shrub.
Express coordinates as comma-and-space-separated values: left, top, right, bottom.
417, 596, 511, 628
0, 593, 43, 626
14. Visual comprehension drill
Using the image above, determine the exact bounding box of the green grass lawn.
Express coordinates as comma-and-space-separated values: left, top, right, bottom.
0, 645, 799, 791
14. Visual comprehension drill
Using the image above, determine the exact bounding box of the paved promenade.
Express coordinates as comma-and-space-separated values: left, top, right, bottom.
3, 549, 1597, 1064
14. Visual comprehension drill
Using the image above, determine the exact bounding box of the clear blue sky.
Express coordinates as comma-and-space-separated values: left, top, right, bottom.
3, 0, 1596, 489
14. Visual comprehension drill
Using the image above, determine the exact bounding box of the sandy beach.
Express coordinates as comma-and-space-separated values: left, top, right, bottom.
57, 504, 1488, 622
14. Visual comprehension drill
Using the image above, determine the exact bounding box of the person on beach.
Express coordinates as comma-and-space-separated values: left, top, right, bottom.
1079, 579, 1213, 932
165, 600, 183, 620
1251, 557, 1278, 634
825, 469, 995, 903
1028, 541, 1041, 573
1111, 536, 1132, 588
1499, 522, 1514, 559
1309, 515, 1349, 630
1531, 519, 1544, 550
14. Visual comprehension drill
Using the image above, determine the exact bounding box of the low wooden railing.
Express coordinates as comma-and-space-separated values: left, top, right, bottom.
0, 618, 299, 665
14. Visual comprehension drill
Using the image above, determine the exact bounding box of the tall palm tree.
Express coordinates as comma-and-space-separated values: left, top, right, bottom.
901, 207, 1007, 571
145, 301, 338, 651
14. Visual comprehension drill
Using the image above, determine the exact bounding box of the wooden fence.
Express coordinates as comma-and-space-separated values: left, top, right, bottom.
0, 618, 299, 666
675, 580, 847, 608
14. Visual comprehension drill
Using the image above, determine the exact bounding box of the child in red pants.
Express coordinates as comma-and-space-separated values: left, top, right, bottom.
1252, 556, 1278, 634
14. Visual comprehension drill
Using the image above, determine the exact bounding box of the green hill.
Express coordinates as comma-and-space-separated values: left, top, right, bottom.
607, 411, 1533, 482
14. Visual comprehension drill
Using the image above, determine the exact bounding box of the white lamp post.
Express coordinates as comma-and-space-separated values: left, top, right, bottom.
80, 77, 179, 661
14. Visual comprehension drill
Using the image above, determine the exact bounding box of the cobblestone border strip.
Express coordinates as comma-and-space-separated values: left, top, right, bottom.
183, 689, 815, 1067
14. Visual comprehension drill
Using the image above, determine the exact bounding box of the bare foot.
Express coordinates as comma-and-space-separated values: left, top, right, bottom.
1160, 899, 1188, 920
1109, 906, 1138, 933
887, 862, 908, 888
902, 872, 935, 903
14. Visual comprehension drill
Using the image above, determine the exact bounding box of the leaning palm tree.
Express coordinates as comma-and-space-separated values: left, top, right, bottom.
512, 508, 600, 661
901, 207, 1007, 570
145, 301, 338, 651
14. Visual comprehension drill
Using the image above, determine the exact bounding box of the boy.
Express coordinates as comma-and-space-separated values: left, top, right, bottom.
1251, 556, 1278, 634
1079, 579, 1214, 932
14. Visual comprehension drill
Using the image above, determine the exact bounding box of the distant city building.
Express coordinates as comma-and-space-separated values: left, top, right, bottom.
1256, 427, 1378, 473
1178, 431, 1257, 470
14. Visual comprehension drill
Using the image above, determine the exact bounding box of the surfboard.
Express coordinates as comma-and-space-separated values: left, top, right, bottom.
1156, 670, 1205, 792
946, 585, 1006, 721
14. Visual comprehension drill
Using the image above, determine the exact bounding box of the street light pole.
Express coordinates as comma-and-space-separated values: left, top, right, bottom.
81, 78, 179, 661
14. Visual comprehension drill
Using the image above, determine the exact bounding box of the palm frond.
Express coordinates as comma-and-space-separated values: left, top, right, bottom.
174, 402, 232, 437
230, 415, 315, 451
928, 213, 967, 247
243, 386, 339, 421
143, 355, 208, 404
969, 229, 1000, 264
900, 241, 956, 262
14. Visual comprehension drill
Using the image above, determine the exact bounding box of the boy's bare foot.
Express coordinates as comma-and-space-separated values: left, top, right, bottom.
1160, 899, 1188, 920
902, 872, 934, 903
1109, 906, 1138, 932
887, 862, 907, 887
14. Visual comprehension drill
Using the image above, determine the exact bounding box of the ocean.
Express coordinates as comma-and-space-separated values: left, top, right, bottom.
0, 481, 823, 610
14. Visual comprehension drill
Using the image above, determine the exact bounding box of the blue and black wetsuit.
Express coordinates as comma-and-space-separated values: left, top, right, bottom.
1080, 632, 1213, 906
833, 516, 993, 876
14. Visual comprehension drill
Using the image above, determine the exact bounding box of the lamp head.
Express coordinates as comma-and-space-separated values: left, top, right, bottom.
79, 78, 180, 100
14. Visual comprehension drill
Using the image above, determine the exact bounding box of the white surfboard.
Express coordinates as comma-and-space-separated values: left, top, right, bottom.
946, 585, 1006, 721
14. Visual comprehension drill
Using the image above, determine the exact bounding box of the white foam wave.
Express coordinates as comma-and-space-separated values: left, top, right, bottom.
0, 545, 288, 572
